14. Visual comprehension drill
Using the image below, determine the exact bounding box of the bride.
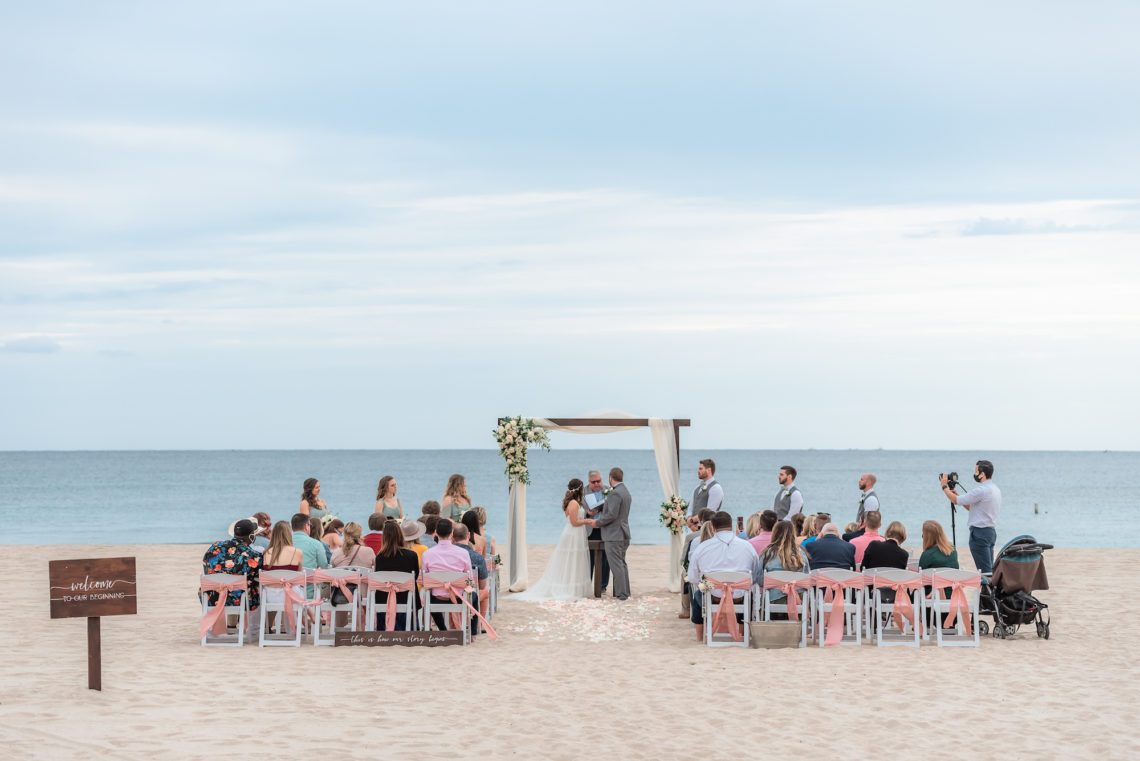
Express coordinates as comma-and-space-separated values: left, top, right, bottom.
512, 478, 595, 601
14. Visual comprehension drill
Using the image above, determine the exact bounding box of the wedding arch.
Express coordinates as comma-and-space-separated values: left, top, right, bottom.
494, 413, 691, 594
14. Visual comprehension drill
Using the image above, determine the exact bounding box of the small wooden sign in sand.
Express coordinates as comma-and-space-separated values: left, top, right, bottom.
335, 630, 464, 647
49, 557, 137, 690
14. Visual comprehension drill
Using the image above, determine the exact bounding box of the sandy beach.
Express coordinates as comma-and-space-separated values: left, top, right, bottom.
2, 543, 1137, 760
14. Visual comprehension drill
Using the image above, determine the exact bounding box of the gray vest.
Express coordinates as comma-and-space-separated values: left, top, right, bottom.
856, 489, 877, 523
691, 479, 719, 513
773, 484, 800, 519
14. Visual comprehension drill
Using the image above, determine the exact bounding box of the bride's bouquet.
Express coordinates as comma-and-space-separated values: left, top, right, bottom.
493, 416, 551, 485
659, 495, 688, 535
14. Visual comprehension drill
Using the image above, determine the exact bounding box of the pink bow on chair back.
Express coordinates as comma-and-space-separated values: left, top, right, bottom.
762, 573, 811, 621
933, 571, 980, 637
367, 575, 417, 631
707, 577, 751, 641
814, 571, 866, 646
199, 574, 247, 638
259, 571, 322, 634
421, 575, 498, 641
312, 569, 360, 604
873, 571, 924, 634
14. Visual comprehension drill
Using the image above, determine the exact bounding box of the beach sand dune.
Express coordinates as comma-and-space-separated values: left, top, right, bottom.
1, 544, 1136, 760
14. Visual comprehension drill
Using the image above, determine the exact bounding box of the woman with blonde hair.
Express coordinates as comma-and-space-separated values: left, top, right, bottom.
374, 475, 404, 520
743, 512, 763, 539
758, 521, 811, 612
796, 513, 819, 545
331, 522, 375, 569
473, 505, 496, 557
862, 521, 909, 571
919, 520, 959, 569
441, 474, 472, 521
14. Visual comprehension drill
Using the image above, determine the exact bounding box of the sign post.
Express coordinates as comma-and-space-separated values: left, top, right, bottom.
48, 557, 137, 691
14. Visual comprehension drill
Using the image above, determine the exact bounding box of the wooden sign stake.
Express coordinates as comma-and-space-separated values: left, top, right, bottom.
88, 617, 101, 691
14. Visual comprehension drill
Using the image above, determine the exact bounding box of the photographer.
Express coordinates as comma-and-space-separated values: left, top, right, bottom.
939, 460, 1001, 575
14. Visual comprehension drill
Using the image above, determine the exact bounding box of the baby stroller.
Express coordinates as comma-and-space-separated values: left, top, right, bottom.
978, 534, 1052, 639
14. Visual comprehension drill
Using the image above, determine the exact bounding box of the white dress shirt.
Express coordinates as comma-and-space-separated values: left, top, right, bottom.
786, 487, 804, 517
688, 479, 725, 516
688, 530, 761, 597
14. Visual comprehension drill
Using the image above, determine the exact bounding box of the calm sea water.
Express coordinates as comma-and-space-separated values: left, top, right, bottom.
0, 449, 1134, 547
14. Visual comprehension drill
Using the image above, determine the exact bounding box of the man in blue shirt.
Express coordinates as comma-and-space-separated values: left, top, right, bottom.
291, 512, 329, 597
940, 460, 1001, 574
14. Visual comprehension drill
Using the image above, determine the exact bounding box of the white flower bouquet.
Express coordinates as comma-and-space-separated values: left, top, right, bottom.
658, 495, 688, 535
493, 416, 551, 485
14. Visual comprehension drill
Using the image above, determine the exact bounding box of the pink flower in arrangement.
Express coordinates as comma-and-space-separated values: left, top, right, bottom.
224, 560, 234, 568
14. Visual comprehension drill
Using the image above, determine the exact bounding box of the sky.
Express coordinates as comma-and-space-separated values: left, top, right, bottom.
2, 1, 1139, 451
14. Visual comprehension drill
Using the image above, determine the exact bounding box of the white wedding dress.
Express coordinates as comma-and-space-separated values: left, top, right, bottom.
512, 503, 592, 601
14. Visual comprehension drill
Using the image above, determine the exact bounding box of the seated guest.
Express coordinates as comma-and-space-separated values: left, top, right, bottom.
757, 520, 811, 613
843, 522, 860, 536
260, 520, 304, 629
801, 513, 829, 546
919, 520, 959, 570
251, 512, 272, 552
363, 513, 387, 556
849, 510, 884, 567
421, 518, 473, 631
291, 512, 330, 575
679, 508, 716, 619
473, 505, 495, 556
420, 500, 442, 549
202, 518, 262, 618
453, 523, 489, 635
687, 512, 761, 642
862, 521, 909, 571
747, 510, 779, 557
322, 517, 345, 551
331, 522, 375, 569
461, 510, 488, 557
309, 516, 332, 564
739, 512, 760, 540
789, 512, 807, 541
805, 523, 856, 570
797, 513, 820, 545
401, 519, 428, 565
373, 519, 420, 631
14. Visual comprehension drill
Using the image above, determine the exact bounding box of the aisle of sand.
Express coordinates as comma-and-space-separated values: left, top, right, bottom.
1, 544, 1136, 760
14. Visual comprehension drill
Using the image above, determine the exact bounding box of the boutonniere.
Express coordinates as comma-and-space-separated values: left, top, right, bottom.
784, 490, 791, 498
859, 495, 866, 505
700, 483, 709, 493
603, 487, 612, 496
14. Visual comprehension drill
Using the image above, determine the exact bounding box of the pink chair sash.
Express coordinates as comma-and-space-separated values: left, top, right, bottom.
260, 572, 323, 634
762, 576, 810, 621
874, 576, 924, 634
199, 575, 248, 638
421, 576, 498, 641
935, 573, 979, 637
367, 577, 418, 631
708, 578, 751, 641
816, 575, 866, 646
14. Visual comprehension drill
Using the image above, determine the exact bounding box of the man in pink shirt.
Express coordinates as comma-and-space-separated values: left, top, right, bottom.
421, 518, 473, 630
748, 510, 779, 557
849, 510, 884, 567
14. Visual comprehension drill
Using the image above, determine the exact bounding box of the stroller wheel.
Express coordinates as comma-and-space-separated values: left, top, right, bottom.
979, 620, 990, 636
1037, 620, 1050, 640
993, 625, 1006, 639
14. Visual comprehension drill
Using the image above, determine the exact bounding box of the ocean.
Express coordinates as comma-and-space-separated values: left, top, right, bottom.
0, 449, 1134, 548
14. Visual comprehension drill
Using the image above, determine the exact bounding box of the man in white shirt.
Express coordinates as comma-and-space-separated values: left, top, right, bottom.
772, 466, 804, 519
687, 512, 760, 641
941, 460, 1001, 574
856, 473, 879, 524
687, 459, 724, 517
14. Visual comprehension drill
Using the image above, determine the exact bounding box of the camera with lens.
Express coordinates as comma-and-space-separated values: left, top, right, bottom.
939, 472, 959, 489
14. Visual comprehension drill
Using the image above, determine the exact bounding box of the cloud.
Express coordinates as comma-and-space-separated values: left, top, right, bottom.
961, 217, 1096, 236
1, 336, 61, 353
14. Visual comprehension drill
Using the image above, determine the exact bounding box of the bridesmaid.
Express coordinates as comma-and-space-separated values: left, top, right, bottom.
440, 473, 472, 522
299, 477, 330, 521
374, 475, 404, 520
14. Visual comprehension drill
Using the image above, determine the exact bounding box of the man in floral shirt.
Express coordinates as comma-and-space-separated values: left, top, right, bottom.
202, 518, 261, 611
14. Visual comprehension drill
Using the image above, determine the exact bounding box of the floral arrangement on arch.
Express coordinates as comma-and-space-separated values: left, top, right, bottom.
493, 416, 551, 485
659, 495, 688, 535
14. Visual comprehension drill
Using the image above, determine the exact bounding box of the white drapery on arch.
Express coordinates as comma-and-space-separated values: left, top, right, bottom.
506, 413, 684, 594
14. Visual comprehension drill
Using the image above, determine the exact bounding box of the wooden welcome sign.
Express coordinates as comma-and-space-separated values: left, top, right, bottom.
49, 557, 137, 690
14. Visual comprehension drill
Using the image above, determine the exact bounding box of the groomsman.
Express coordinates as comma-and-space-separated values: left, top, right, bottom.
773, 465, 803, 519
856, 473, 879, 524
583, 469, 610, 593
688, 459, 724, 516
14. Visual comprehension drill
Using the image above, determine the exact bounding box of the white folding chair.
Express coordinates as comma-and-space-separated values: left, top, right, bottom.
702, 571, 752, 648
760, 571, 813, 647
926, 569, 981, 647
860, 567, 893, 639
340, 565, 373, 628
871, 569, 923, 648
812, 569, 865, 646
199, 574, 249, 647
258, 570, 306, 647
313, 568, 361, 646
366, 571, 418, 632
421, 571, 471, 644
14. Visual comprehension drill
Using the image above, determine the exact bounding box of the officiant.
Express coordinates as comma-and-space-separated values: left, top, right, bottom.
583, 469, 610, 593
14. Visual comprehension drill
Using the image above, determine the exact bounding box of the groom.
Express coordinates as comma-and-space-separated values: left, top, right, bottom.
594, 467, 632, 601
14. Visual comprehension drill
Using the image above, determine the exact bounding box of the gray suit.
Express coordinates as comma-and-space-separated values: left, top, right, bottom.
595, 482, 632, 599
